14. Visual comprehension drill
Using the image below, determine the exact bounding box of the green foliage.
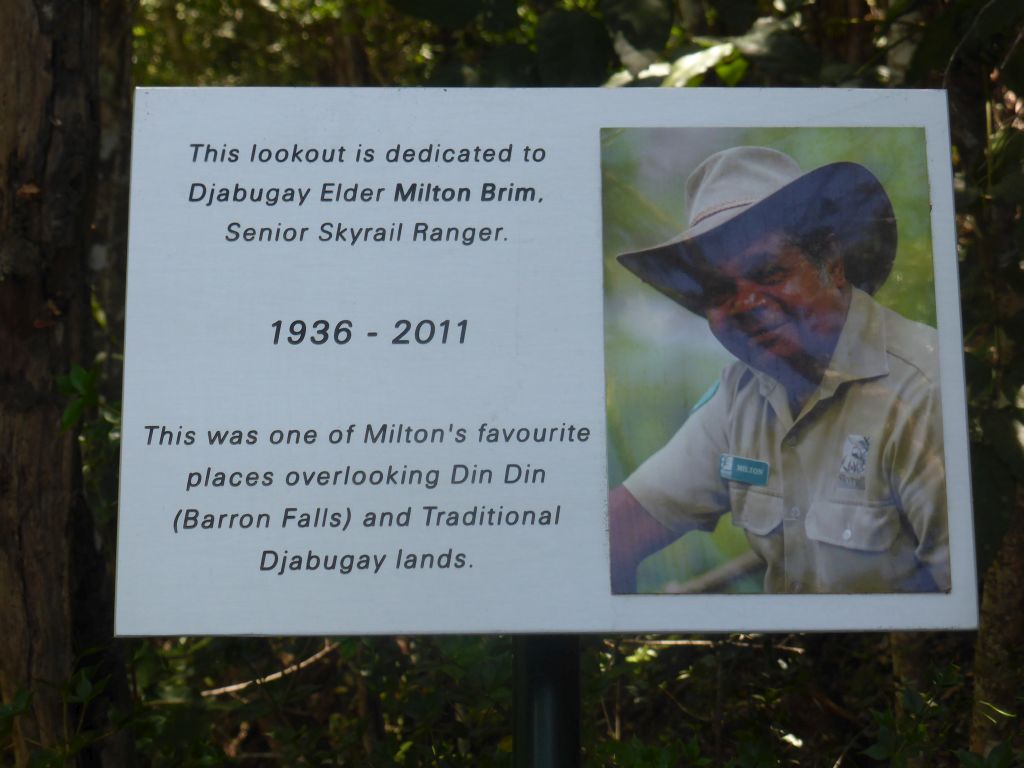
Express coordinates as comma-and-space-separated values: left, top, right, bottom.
864, 687, 957, 766
134, 0, 621, 87
0, 690, 32, 748
0, 651, 124, 767
579, 633, 978, 766
58, 358, 121, 532
956, 741, 1024, 768
102, 636, 515, 766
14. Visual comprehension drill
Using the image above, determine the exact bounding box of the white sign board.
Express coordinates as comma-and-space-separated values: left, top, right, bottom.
117, 88, 977, 634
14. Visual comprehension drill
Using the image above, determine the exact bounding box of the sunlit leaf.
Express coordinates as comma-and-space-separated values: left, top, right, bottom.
713, 51, 748, 86
662, 43, 736, 87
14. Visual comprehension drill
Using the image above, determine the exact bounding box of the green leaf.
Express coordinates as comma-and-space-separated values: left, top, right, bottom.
986, 741, 1014, 768
663, 43, 737, 87
977, 700, 1016, 719
69, 364, 93, 395
72, 672, 93, 703
900, 687, 927, 716
61, 399, 84, 430
713, 52, 748, 86
863, 741, 893, 760
90, 290, 108, 331
955, 749, 986, 768
11, 688, 31, 714
988, 128, 1024, 175
536, 10, 613, 86
0, 688, 32, 739
56, 373, 75, 396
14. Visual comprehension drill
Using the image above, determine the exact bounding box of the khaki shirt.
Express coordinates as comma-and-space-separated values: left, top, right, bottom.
624, 288, 950, 593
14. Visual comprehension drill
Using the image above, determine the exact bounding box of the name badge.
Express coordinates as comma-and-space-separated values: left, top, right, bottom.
720, 454, 769, 486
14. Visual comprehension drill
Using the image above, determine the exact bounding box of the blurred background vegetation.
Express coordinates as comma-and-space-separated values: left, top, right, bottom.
3, 0, 1024, 766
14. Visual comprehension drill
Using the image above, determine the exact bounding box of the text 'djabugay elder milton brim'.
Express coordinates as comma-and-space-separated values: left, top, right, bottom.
186, 140, 548, 248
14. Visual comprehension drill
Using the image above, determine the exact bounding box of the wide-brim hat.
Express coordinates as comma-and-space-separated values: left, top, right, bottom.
617, 146, 897, 317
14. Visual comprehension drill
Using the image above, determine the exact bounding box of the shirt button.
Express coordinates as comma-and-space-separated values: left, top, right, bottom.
842, 528, 853, 541
789, 506, 802, 519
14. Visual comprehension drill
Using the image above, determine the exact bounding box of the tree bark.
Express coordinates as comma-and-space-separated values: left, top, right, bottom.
971, 483, 1024, 754
93, 0, 134, 391
89, 3, 140, 762
0, 2, 99, 764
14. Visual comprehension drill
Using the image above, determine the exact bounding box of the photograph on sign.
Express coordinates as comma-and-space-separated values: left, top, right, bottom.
115, 88, 975, 635
602, 127, 950, 598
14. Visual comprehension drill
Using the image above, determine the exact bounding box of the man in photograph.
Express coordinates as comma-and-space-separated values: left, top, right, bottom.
608, 146, 950, 594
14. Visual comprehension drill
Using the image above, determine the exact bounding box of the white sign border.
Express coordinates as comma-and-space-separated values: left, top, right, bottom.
115, 87, 977, 635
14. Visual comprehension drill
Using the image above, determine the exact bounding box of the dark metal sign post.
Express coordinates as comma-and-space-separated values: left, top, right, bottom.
513, 635, 580, 768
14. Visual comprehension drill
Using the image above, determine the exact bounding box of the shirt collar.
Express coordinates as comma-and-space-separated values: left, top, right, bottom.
819, 287, 889, 397
745, 287, 889, 401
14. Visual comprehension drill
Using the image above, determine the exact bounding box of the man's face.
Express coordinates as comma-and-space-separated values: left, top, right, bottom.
701, 231, 849, 384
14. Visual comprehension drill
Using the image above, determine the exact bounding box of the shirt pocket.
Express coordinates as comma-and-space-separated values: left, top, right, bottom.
729, 487, 784, 536
805, 500, 901, 551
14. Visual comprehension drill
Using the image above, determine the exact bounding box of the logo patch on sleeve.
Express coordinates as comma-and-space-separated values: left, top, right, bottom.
720, 454, 769, 486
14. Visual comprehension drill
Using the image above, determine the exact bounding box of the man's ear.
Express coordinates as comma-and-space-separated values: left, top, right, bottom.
824, 236, 848, 288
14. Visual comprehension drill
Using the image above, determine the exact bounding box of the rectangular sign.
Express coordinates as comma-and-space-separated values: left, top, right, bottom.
116, 88, 977, 634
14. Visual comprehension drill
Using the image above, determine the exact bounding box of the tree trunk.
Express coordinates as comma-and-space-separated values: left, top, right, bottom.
93, 0, 134, 392
0, 2, 99, 765
971, 482, 1024, 754
90, 3, 140, 762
